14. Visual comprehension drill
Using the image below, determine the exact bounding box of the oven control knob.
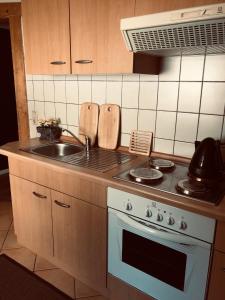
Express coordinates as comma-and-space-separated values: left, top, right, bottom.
167, 216, 175, 225
145, 208, 152, 218
179, 220, 187, 230
126, 202, 133, 211
156, 213, 163, 222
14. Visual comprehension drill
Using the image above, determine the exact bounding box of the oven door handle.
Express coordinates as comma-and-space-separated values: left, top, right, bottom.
116, 212, 209, 248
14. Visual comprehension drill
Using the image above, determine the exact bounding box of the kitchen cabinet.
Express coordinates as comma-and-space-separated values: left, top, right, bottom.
70, 0, 135, 74
22, 0, 160, 75
207, 250, 225, 300
22, 0, 71, 74
8, 156, 107, 295
135, 0, 225, 16
9, 175, 53, 257
52, 190, 107, 291
22, 0, 135, 74
207, 221, 225, 300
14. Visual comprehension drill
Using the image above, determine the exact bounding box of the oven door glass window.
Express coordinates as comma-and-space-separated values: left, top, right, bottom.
122, 230, 187, 291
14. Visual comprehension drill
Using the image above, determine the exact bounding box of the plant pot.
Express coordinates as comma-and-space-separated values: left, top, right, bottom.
36, 126, 62, 141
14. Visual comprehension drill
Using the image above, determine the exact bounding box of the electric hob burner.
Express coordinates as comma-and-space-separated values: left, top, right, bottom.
150, 158, 175, 171
129, 167, 163, 183
176, 179, 209, 197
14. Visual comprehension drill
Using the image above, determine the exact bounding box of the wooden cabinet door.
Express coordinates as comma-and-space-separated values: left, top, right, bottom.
22, 0, 70, 74
135, 0, 225, 16
207, 250, 225, 300
70, 0, 135, 74
9, 175, 53, 257
51, 190, 107, 294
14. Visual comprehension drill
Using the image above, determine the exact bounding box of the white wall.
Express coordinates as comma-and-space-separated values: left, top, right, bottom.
0, 0, 20, 2
26, 54, 225, 158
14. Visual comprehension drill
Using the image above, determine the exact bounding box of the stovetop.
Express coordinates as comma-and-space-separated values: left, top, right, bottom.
113, 159, 225, 205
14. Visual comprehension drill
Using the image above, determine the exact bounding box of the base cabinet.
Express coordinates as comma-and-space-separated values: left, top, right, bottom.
9, 172, 107, 295
207, 250, 225, 300
10, 175, 53, 257
52, 190, 107, 292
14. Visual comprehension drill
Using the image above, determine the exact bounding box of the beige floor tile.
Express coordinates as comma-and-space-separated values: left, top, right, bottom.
1, 247, 36, 271
0, 230, 8, 249
2, 230, 22, 250
34, 255, 58, 271
75, 279, 100, 298
10, 221, 14, 231
35, 268, 75, 299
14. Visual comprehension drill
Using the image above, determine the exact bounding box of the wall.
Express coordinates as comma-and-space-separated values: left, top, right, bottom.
26, 54, 225, 158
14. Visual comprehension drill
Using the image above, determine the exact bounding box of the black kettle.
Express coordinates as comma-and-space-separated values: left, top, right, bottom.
188, 137, 224, 182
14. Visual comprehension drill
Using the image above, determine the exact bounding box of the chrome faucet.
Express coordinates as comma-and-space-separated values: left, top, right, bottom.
62, 128, 90, 155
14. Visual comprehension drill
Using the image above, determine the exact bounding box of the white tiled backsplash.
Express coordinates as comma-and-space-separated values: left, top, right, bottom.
26, 54, 225, 158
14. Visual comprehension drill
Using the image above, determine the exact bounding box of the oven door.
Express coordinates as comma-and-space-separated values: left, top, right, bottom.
108, 208, 212, 300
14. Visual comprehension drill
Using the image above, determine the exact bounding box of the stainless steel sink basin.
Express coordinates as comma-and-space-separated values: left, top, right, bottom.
30, 143, 83, 158
21, 142, 135, 172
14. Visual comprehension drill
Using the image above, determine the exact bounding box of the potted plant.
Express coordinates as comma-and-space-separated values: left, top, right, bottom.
36, 118, 62, 141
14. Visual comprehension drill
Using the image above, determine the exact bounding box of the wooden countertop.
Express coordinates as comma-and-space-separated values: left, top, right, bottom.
1, 139, 225, 221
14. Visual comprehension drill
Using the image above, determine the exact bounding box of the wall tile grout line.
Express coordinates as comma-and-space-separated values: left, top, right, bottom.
196, 53, 207, 142
172, 55, 183, 155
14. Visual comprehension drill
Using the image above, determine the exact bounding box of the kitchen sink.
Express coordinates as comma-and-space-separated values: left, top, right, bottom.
26, 143, 83, 158
21, 142, 135, 172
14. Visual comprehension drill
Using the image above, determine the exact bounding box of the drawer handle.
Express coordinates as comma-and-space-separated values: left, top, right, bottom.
75, 60, 93, 64
54, 200, 70, 208
32, 191, 47, 199
50, 61, 66, 65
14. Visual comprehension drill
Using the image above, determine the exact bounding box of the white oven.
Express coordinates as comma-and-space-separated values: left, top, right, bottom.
108, 188, 216, 300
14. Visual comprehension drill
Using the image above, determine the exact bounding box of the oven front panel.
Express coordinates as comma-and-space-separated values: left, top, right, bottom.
108, 208, 211, 300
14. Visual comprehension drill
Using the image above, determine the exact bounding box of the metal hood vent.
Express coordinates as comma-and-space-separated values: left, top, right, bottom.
121, 3, 225, 56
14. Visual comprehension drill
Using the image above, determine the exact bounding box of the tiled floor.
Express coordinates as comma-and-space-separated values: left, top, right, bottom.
0, 177, 108, 300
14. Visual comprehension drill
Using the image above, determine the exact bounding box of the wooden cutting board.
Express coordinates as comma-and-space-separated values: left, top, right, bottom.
98, 104, 120, 150
79, 102, 99, 146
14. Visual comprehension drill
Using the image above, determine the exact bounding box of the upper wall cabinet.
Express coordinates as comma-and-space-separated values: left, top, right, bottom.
22, 0, 71, 74
70, 0, 135, 74
135, 0, 225, 15
22, 0, 160, 74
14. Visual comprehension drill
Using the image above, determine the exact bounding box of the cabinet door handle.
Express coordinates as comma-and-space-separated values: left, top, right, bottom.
75, 60, 93, 64
222, 268, 225, 272
50, 61, 66, 65
32, 191, 47, 199
54, 200, 70, 208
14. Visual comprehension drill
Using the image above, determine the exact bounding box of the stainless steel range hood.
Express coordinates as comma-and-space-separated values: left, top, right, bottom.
121, 3, 225, 56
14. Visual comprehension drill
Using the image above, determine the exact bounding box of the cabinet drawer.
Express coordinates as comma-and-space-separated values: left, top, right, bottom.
9, 156, 106, 208
207, 250, 225, 300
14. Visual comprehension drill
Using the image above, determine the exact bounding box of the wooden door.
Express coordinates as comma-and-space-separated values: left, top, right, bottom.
105, 0, 135, 73
51, 190, 107, 294
9, 175, 53, 257
207, 250, 225, 300
70, 0, 135, 74
22, 0, 70, 74
135, 0, 225, 16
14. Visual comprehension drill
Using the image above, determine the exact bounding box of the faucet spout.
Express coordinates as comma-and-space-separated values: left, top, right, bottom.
62, 128, 90, 155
